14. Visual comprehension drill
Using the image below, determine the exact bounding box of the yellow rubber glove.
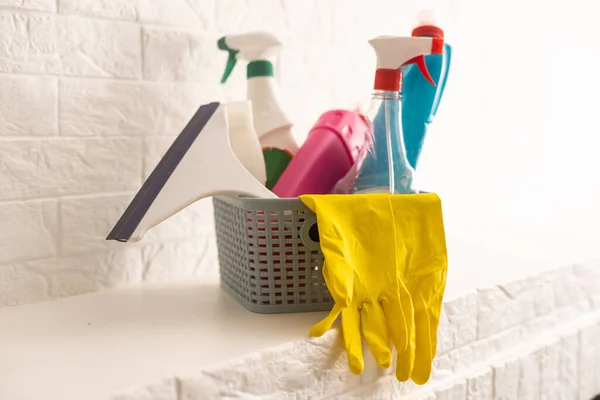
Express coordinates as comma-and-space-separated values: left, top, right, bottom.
299, 194, 414, 379
392, 193, 448, 385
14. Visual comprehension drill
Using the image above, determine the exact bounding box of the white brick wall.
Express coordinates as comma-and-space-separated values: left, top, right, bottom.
0, 1, 228, 307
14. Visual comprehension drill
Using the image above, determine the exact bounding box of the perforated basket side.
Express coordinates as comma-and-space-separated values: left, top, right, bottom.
213, 196, 333, 314
213, 196, 253, 303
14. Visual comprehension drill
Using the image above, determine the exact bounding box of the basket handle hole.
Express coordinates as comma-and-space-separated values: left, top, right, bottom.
308, 223, 320, 242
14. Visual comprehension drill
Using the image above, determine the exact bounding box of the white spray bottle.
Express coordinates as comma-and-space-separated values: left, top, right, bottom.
218, 31, 298, 189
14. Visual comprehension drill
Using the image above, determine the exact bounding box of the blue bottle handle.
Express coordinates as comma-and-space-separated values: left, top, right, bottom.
402, 43, 452, 168
428, 44, 452, 120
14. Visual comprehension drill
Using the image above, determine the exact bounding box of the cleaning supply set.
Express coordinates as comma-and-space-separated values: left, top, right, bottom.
107, 19, 452, 386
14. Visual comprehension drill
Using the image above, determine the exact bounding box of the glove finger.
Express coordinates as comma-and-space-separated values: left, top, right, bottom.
427, 271, 447, 358
396, 323, 416, 382
309, 303, 342, 337
322, 261, 353, 308
410, 295, 434, 385
428, 298, 442, 359
411, 271, 447, 384
398, 278, 416, 380
385, 277, 413, 351
342, 306, 364, 375
361, 303, 392, 368
382, 294, 413, 382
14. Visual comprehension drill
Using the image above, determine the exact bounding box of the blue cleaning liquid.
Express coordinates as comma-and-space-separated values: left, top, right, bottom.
351, 93, 415, 194
371, 42, 452, 170
335, 37, 451, 195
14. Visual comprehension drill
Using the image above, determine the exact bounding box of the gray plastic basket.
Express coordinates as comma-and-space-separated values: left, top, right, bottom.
213, 195, 333, 314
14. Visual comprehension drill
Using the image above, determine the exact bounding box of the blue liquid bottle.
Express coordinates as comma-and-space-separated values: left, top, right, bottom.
334, 36, 444, 195
402, 11, 452, 169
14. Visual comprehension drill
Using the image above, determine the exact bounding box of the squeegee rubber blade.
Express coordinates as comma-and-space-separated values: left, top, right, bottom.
106, 102, 221, 242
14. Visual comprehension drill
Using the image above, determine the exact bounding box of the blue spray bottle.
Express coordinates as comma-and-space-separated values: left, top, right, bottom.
402, 9, 452, 169
333, 36, 444, 195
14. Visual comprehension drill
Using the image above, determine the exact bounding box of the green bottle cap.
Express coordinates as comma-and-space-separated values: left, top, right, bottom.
247, 60, 274, 79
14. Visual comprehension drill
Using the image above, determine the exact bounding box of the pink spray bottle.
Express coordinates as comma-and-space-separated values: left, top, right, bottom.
272, 110, 367, 198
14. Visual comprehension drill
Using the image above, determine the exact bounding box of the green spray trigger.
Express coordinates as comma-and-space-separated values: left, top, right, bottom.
218, 37, 238, 83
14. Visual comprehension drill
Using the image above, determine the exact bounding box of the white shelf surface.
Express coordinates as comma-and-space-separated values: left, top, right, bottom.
0, 271, 328, 400
1, 220, 600, 400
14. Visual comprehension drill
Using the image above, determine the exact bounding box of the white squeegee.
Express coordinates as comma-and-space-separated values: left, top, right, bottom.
106, 102, 277, 243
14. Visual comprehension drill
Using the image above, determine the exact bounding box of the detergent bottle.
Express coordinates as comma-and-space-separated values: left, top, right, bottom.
218, 32, 298, 189
226, 100, 267, 185
334, 35, 443, 194
272, 110, 367, 198
402, 8, 452, 169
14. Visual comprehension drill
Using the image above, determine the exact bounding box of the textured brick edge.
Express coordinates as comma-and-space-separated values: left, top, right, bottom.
105, 259, 600, 400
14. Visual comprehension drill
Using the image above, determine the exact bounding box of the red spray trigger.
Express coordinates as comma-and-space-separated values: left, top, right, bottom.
402, 55, 436, 86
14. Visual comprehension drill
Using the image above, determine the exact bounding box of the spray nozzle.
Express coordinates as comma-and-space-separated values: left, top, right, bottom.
218, 32, 283, 84
369, 36, 444, 92
218, 37, 239, 83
